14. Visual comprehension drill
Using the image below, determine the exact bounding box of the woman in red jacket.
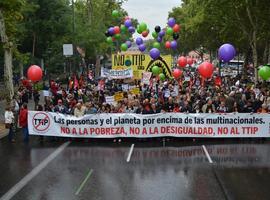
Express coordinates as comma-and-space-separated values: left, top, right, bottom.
19, 103, 29, 143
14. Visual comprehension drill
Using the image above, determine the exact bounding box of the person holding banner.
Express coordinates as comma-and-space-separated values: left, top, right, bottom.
202, 99, 216, 113
5, 106, 15, 143
74, 102, 86, 117
19, 103, 29, 143
54, 99, 68, 114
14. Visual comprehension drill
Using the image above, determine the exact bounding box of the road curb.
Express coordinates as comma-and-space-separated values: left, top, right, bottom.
0, 132, 8, 139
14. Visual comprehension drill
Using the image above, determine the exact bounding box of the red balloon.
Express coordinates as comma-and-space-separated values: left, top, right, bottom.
198, 62, 214, 78
173, 24, 180, 33
178, 56, 187, 68
142, 30, 149, 38
27, 65, 43, 82
173, 68, 182, 79
187, 58, 194, 65
114, 26, 120, 34
165, 41, 171, 49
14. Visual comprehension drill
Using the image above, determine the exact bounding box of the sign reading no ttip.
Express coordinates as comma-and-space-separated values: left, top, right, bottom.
28, 111, 270, 138
32, 112, 51, 132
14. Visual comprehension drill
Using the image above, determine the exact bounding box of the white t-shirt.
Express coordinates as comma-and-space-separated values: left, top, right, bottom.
5, 111, 14, 124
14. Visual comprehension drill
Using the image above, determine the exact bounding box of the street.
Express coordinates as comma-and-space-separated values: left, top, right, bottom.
1, 135, 270, 200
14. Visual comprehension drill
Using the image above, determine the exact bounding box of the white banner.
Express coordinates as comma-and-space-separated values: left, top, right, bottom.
141, 72, 152, 85
105, 96, 116, 105
101, 67, 133, 79
28, 112, 270, 138
63, 44, 73, 56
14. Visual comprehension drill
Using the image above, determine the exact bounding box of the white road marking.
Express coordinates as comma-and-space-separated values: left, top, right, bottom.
202, 145, 213, 164
126, 144, 134, 162
0, 141, 70, 200
75, 169, 93, 196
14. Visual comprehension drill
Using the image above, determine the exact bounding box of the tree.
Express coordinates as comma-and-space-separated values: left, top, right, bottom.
0, 0, 25, 102
169, 0, 270, 83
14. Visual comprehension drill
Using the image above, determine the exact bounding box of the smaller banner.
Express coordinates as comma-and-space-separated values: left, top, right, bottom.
114, 92, 124, 102
105, 96, 115, 105
43, 90, 51, 97
141, 72, 152, 85
121, 84, 129, 92
130, 87, 140, 95
101, 67, 133, 79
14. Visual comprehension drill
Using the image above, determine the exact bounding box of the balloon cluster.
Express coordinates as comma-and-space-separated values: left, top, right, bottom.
170, 56, 194, 79
135, 17, 181, 60
133, 22, 149, 53
105, 10, 135, 52
151, 18, 180, 51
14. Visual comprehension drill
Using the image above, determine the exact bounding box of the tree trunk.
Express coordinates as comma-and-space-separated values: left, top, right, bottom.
268, 45, 270, 64
4, 46, 15, 102
32, 32, 36, 57
251, 41, 258, 84
263, 42, 268, 64
0, 9, 14, 103
251, 28, 259, 84
95, 56, 101, 78
19, 62, 24, 78
242, 50, 249, 79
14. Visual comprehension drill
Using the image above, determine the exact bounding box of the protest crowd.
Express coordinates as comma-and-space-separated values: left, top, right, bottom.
16, 72, 270, 115
4, 68, 270, 143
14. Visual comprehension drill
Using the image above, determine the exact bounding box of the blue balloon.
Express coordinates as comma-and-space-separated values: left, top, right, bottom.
108, 27, 115, 35
136, 37, 143, 45
170, 40, 177, 49
128, 26, 135, 34
124, 19, 132, 28
167, 18, 176, 27
218, 43, 236, 62
158, 30, 165, 37
139, 44, 146, 52
126, 40, 132, 48
156, 37, 162, 43
150, 48, 160, 60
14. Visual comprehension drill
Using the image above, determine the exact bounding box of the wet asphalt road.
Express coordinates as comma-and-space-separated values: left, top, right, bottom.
1, 135, 270, 200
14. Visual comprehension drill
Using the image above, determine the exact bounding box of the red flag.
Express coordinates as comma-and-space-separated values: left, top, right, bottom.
201, 77, 205, 88
74, 76, 79, 89
215, 76, 222, 86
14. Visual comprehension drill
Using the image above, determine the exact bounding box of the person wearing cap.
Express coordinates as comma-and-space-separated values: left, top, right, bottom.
54, 99, 68, 114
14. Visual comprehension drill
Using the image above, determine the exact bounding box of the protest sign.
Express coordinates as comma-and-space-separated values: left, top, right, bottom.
28, 112, 270, 138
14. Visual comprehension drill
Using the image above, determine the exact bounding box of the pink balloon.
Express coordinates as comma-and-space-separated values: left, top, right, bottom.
178, 56, 187, 68
173, 24, 180, 33
165, 41, 171, 49
198, 62, 214, 78
27, 65, 43, 82
114, 26, 120, 34
173, 68, 182, 79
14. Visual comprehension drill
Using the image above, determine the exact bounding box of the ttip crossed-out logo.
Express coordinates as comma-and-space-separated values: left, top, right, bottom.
32, 112, 51, 132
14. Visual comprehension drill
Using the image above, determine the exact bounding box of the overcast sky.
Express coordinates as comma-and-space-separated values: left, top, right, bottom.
122, 0, 181, 38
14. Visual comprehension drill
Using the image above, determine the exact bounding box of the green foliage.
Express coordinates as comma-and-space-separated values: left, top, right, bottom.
169, 0, 270, 61
0, 0, 134, 77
